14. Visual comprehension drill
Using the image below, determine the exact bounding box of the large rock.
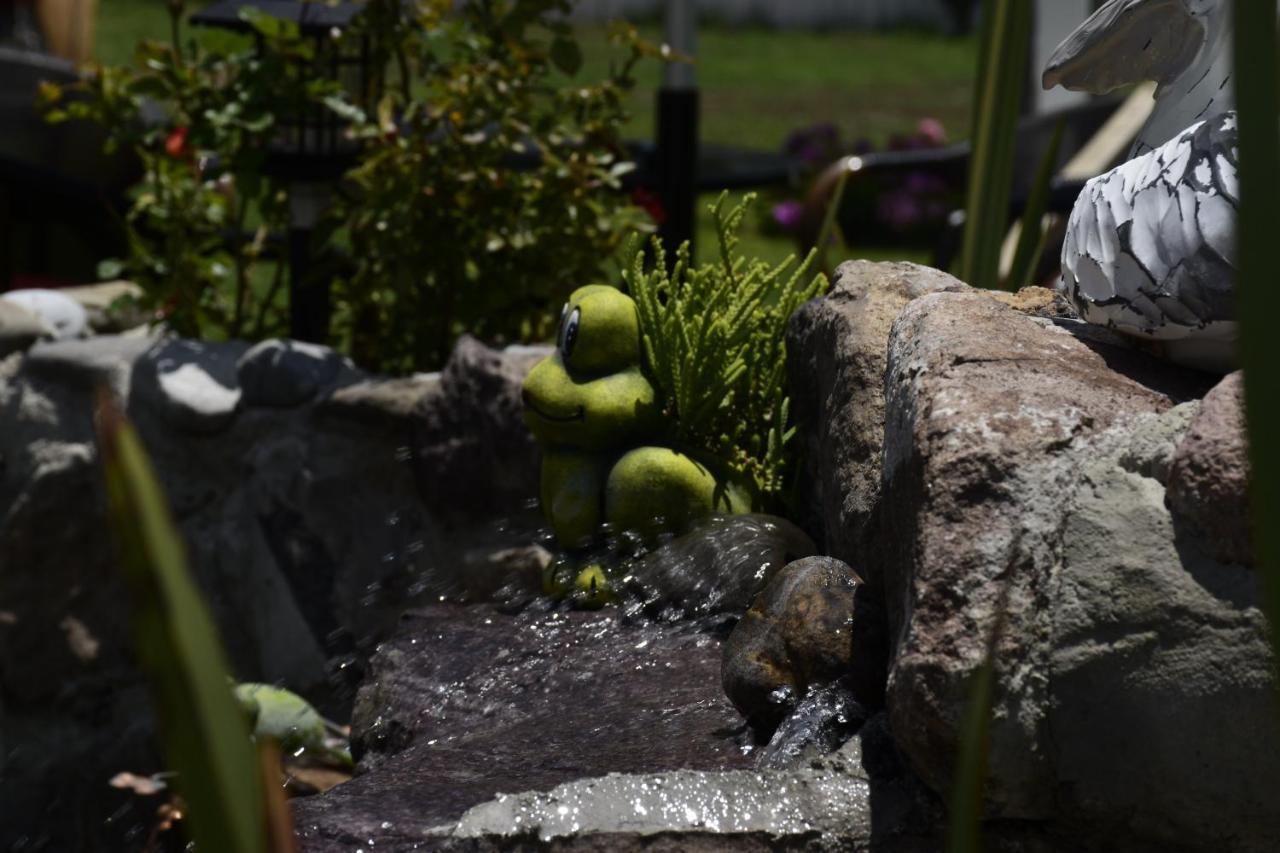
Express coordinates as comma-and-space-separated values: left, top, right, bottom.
0, 334, 540, 851
1167, 371, 1253, 566
878, 292, 1275, 850
293, 603, 757, 850
786, 261, 969, 568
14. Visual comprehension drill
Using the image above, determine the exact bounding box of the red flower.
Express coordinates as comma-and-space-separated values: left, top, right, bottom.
631, 187, 666, 226
165, 126, 189, 159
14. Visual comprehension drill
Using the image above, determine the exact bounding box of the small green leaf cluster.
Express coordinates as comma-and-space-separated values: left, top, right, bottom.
624, 193, 828, 504
331, 0, 657, 372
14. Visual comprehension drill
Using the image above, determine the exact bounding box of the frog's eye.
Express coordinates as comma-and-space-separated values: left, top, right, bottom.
560, 307, 581, 360
556, 303, 570, 350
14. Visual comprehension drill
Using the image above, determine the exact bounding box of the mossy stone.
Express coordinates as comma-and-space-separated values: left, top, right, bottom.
604, 446, 754, 542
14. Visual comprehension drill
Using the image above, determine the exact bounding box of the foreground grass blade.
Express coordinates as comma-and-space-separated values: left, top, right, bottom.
1232, 0, 1280, 684
95, 390, 266, 853
816, 163, 852, 277
958, 0, 1033, 289
259, 741, 302, 853
946, 580, 1012, 853
1007, 120, 1065, 291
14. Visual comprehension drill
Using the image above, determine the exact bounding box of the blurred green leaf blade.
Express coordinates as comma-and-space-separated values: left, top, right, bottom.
95, 391, 265, 853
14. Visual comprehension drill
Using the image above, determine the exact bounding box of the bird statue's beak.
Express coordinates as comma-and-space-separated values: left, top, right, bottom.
1043, 0, 1205, 94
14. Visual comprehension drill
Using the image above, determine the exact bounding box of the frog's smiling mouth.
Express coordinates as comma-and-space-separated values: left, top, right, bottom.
524, 395, 585, 424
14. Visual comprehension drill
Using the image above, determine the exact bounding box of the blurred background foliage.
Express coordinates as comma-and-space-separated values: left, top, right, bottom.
92, 0, 976, 277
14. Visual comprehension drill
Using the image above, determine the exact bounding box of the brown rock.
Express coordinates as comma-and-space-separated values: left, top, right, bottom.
785, 261, 969, 568
721, 556, 860, 730
983, 285, 1074, 318
1167, 371, 1253, 566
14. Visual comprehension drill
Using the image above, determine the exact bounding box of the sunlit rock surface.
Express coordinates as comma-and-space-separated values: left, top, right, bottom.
785, 260, 968, 568
879, 291, 1275, 850
292, 603, 756, 850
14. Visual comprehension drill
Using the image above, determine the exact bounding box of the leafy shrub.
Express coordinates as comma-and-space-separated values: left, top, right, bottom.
624, 193, 828, 505
331, 0, 656, 372
44, 0, 655, 370
41, 5, 326, 339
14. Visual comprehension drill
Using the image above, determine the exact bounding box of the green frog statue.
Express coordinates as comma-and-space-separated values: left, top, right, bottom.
522, 284, 754, 555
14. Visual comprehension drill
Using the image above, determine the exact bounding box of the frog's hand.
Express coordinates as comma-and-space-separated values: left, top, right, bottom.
318, 744, 355, 770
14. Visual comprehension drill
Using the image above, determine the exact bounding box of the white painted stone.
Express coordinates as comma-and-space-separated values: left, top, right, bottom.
0, 289, 87, 341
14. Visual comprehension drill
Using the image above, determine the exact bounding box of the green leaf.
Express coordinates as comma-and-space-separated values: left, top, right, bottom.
1007, 119, 1064, 292
550, 37, 584, 76
97, 258, 126, 281
945, 581, 1011, 853
958, 0, 1033, 289
1231, 0, 1280, 685
95, 394, 265, 853
239, 8, 300, 42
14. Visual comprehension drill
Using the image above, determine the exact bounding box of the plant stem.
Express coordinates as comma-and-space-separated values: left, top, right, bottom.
230, 196, 249, 338
168, 0, 185, 69
254, 256, 287, 339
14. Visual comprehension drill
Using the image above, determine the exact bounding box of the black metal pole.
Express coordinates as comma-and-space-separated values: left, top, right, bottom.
287, 182, 331, 343
656, 0, 698, 266
656, 88, 699, 264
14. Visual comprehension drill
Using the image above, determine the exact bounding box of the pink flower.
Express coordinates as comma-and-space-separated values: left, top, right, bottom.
917, 118, 947, 147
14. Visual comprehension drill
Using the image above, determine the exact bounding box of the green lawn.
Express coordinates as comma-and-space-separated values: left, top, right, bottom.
579, 25, 977, 151
93, 2, 972, 268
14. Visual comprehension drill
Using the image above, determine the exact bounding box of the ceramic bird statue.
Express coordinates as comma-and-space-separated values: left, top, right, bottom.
1043, 0, 1242, 372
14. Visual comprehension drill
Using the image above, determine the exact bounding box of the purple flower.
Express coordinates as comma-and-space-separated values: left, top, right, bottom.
878, 190, 924, 231
772, 200, 805, 231
783, 122, 842, 166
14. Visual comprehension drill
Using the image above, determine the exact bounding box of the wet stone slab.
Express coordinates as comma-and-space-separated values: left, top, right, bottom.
293, 603, 755, 852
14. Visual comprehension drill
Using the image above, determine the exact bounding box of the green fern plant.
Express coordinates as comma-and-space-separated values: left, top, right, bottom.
623, 193, 828, 504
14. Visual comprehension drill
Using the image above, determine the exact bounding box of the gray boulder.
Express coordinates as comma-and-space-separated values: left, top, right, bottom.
0, 333, 539, 851
878, 291, 1276, 850
410, 336, 547, 525
132, 338, 246, 433
237, 338, 353, 407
